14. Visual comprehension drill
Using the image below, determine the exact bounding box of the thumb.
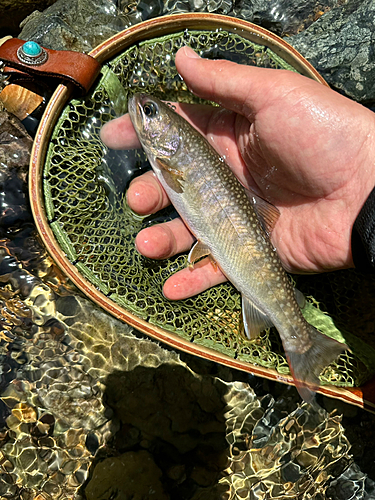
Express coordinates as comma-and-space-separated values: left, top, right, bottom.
175, 46, 317, 119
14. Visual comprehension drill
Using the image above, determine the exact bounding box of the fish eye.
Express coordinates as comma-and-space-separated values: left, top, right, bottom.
143, 101, 158, 117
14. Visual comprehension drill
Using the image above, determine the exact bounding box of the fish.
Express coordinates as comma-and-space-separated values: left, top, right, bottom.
128, 93, 347, 402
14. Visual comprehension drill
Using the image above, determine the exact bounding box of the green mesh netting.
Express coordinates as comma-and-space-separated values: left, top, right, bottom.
42, 29, 375, 388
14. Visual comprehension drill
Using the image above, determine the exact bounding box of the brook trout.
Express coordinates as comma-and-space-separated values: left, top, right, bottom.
128, 93, 347, 401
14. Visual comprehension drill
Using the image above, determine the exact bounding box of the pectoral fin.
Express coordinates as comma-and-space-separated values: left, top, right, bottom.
245, 188, 280, 236
241, 294, 274, 339
188, 240, 212, 267
156, 157, 184, 193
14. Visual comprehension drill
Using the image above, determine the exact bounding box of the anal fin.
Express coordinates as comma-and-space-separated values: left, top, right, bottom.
241, 294, 274, 340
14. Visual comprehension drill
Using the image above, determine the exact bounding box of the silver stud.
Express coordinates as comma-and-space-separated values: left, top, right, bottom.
17, 41, 48, 66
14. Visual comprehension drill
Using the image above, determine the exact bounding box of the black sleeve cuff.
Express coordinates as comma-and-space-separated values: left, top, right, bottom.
351, 186, 375, 272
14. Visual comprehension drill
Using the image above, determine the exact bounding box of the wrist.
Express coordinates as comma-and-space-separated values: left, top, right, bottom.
352, 186, 375, 271
351, 129, 375, 271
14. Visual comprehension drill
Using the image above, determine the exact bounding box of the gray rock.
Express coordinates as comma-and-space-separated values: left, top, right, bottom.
232, 0, 339, 36
0, 107, 33, 227
126, 0, 339, 37
0, 0, 56, 38
287, 0, 375, 102
0, 106, 32, 172
18, 0, 139, 52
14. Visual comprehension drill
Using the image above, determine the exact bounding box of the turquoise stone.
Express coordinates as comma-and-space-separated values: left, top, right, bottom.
22, 41, 42, 57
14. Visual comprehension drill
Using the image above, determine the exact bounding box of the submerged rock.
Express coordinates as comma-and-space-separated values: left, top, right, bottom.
221, 388, 353, 499
126, 0, 164, 21
0, 240, 367, 499
327, 463, 375, 500
85, 450, 169, 500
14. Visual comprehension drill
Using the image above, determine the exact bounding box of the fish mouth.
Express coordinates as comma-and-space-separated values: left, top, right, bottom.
128, 93, 151, 139
128, 93, 149, 117
128, 94, 142, 129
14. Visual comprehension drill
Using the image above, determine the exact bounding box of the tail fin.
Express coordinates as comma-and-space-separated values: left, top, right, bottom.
285, 327, 347, 403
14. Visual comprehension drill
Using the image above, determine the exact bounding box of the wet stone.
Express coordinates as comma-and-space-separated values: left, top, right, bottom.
190, 465, 219, 487
0, 109, 33, 231
85, 432, 100, 454
162, 0, 191, 14
287, 0, 375, 102
129, 0, 343, 36
232, 0, 339, 36
0, 108, 33, 171
0, 241, 371, 500
136, 0, 164, 20
18, 0, 137, 52
0, 0, 56, 37
207, 0, 233, 14
221, 386, 353, 499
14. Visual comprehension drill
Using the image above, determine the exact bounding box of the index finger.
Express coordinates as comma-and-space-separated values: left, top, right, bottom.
100, 113, 140, 150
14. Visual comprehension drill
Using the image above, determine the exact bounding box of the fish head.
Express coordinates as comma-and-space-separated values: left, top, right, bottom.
128, 94, 181, 160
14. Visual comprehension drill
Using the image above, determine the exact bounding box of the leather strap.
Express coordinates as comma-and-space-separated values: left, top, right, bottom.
0, 38, 101, 95
352, 186, 375, 271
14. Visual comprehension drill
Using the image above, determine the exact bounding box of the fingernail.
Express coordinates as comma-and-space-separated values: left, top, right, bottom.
182, 46, 201, 59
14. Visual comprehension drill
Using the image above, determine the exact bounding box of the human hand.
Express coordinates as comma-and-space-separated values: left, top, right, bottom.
101, 46, 375, 300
